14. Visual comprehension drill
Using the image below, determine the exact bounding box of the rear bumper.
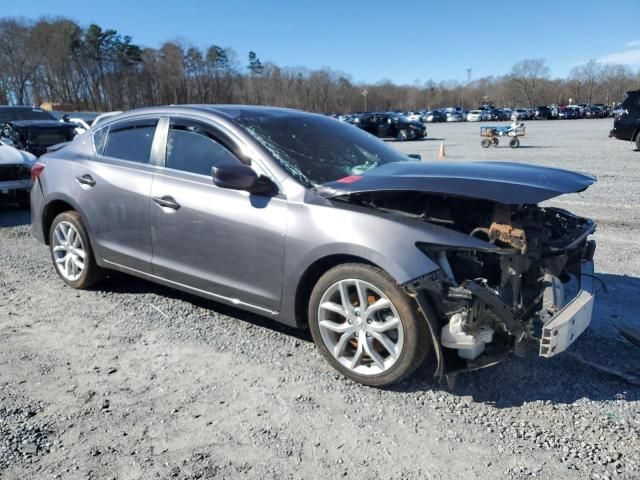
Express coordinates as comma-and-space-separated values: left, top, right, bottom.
30, 181, 46, 243
539, 260, 595, 357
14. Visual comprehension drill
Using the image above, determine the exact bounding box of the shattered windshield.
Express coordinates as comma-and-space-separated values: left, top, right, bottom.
234, 111, 411, 187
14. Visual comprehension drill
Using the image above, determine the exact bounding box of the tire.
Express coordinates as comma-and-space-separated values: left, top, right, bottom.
509, 138, 520, 148
481, 138, 491, 148
396, 129, 408, 142
308, 263, 431, 387
49, 211, 104, 289
491, 137, 499, 146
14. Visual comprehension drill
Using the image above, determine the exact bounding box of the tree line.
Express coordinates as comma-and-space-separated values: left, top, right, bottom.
0, 17, 638, 113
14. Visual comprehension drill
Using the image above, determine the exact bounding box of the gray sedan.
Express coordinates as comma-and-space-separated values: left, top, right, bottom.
30, 105, 597, 387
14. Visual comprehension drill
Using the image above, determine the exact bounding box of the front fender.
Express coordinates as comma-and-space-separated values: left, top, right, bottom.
279, 200, 495, 326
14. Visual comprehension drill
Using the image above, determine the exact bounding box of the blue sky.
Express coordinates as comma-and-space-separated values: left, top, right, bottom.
6, 0, 640, 84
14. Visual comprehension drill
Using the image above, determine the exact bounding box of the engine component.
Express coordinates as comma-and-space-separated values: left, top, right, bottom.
489, 222, 527, 253
441, 311, 494, 360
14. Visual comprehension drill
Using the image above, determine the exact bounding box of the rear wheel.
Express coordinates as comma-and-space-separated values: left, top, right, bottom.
49, 211, 104, 289
481, 138, 491, 148
509, 138, 520, 148
308, 263, 431, 387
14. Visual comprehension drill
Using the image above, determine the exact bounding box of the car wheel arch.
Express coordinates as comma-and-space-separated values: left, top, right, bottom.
42, 197, 93, 248
293, 254, 377, 328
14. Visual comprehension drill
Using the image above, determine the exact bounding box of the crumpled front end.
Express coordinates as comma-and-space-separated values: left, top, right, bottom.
415, 203, 596, 373
342, 189, 597, 375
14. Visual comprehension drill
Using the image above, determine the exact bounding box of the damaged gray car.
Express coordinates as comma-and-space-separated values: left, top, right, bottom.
30, 106, 596, 387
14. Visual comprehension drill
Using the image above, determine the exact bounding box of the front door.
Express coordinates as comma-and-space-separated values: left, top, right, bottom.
150, 116, 287, 313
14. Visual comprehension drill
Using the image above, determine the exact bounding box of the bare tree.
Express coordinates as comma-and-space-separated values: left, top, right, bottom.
510, 59, 550, 107
0, 16, 636, 114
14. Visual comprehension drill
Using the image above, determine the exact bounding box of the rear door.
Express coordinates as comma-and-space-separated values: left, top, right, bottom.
71, 116, 162, 272
149, 116, 287, 313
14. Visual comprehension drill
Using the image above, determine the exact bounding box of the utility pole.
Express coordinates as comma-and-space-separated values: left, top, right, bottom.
361, 89, 368, 111
466, 68, 472, 84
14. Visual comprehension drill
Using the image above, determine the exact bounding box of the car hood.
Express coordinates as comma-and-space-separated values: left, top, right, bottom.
8, 120, 75, 130
319, 161, 596, 204
0, 143, 37, 166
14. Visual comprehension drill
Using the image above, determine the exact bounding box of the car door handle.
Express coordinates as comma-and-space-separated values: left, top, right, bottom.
75, 174, 96, 187
152, 196, 181, 210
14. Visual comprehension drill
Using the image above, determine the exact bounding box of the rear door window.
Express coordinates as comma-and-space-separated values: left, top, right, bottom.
102, 118, 159, 163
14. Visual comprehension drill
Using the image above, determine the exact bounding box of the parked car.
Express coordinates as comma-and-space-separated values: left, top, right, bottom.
445, 111, 464, 122
609, 90, 640, 150
558, 107, 578, 119
534, 106, 553, 120
466, 110, 490, 122
31, 105, 597, 386
356, 112, 426, 141
0, 138, 35, 208
0, 106, 77, 157
511, 109, 529, 121
425, 110, 446, 123
404, 111, 424, 122
591, 104, 610, 118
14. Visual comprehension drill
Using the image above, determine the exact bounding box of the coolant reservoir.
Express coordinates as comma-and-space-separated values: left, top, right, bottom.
441, 312, 494, 360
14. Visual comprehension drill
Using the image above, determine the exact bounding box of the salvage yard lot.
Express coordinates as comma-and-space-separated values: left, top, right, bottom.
1, 118, 639, 479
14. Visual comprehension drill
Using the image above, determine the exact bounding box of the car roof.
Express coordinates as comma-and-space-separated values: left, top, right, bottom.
98, 104, 331, 126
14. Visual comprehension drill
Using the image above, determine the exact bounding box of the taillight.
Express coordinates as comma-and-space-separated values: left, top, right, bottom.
31, 162, 45, 183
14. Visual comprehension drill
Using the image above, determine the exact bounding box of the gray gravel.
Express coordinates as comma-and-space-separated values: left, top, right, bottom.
1, 118, 639, 479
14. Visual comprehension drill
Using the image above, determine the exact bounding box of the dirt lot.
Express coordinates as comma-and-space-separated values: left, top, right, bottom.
1, 118, 639, 479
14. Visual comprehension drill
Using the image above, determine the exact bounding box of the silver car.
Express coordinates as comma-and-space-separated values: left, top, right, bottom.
31, 105, 598, 387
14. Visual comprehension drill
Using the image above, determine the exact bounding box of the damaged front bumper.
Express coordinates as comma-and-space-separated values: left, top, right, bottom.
539, 260, 595, 357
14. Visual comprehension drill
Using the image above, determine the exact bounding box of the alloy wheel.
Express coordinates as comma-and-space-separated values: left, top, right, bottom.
317, 279, 404, 376
52, 221, 86, 282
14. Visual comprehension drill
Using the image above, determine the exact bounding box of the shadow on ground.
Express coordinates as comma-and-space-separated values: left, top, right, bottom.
4, 203, 639, 406
96, 269, 640, 407
0, 204, 30, 228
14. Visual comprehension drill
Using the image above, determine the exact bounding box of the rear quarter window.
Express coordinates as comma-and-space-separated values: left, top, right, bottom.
93, 127, 108, 155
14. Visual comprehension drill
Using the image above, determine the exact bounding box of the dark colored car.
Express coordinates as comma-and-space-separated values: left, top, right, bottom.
610, 90, 640, 150
356, 112, 426, 141
558, 107, 578, 119
591, 104, 610, 118
0, 106, 77, 157
31, 105, 597, 387
425, 110, 447, 123
534, 106, 553, 120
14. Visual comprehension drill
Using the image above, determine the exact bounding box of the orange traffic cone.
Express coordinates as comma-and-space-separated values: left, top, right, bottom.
438, 141, 446, 159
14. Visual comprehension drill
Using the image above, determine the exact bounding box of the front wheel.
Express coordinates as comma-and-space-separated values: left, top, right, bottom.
49, 211, 104, 289
509, 138, 520, 148
396, 129, 409, 141
308, 263, 431, 387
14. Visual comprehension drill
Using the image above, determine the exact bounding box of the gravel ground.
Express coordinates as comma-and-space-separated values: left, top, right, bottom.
1, 118, 639, 479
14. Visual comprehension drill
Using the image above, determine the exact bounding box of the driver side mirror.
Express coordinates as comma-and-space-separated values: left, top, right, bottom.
212, 164, 278, 196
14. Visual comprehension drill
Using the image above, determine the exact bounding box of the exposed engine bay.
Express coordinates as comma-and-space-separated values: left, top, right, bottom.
1, 121, 76, 157
341, 191, 597, 372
